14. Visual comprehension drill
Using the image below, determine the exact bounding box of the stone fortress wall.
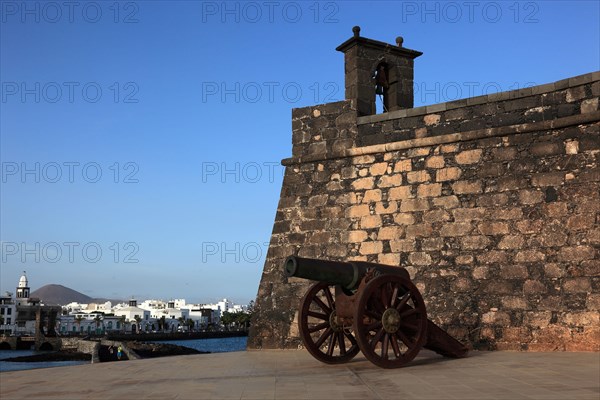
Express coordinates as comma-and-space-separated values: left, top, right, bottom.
248, 29, 599, 351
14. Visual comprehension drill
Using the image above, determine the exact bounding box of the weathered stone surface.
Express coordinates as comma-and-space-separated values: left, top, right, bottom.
250, 63, 600, 352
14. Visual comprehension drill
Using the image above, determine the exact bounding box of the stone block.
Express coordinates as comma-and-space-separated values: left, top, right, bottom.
515, 220, 543, 234
388, 186, 413, 200
423, 209, 451, 223
524, 311, 552, 328
452, 181, 483, 194
478, 221, 510, 235
307, 194, 328, 208
523, 280, 547, 294
453, 207, 486, 221
477, 250, 508, 264
408, 252, 432, 265
393, 213, 415, 225
530, 142, 562, 157
415, 127, 428, 138
377, 226, 405, 241
543, 202, 568, 217
492, 147, 518, 161
436, 167, 462, 182
352, 155, 375, 165
461, 235, 491, 250
390, 239, 416, 252
562, 311, 599, 326
346, 204, 370, 218
433, 195, 460, 209
475, 194, 508, 208
440, 143, 459, 153
360, 215, 382, 229
405, 224, 434, 238
400, 198, 430, 212
500, 264, 529, 279
440, 222, 472, 237
519, 189, 544, 204
566, 214, 595, 231
587, 294, 600, 310
351, 177, 375, 190
407, 170, 431, 184
531, 172, 565, 187
563, 278, 592, 293
407, 148, 431, 157
326, 244, 348, 257
558, 246, 596, 262
566, 86, 586, 102
514, 250, 546, 263
422, 237, 445, 251
456, 254, 474, 264
472, 266, 489, 279
378, 253, 400, 265
496, 208, 523, 220
501, 296, 528, 309
359, 241, 383, 255
425, 156, 445, 169
544, 263, 565, 278
369, 162, 389, 176
393, 159, 412, 173
498, 235, 525, 249
455, 149, 483, 164
424, 114, 441, 126
361, 189, 382, 203
581, 98, 599, 114
417, 183, 442, 198
377, 174, 403, 188
343, 230, 368, 243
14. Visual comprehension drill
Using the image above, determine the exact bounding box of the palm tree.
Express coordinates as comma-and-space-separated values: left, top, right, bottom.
134, 316, 142, 333
93, 315, 102, 335
159, 315, 166, 332
118, 315, 126, 333
75, 315, 84, 335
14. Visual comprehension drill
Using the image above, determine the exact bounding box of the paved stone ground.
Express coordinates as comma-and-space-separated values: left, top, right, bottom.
0, 350, 598, 399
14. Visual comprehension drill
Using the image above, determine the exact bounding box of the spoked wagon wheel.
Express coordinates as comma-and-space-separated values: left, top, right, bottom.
299, 282, 360, 364
354, 275, 428, 368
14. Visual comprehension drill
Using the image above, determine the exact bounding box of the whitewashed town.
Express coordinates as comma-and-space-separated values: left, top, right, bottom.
0, 272, 251, 337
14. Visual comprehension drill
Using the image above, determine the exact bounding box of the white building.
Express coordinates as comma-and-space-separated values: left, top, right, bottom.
13, 272, 38, 335
0, 291, 16, 334
113, 299, 151, 333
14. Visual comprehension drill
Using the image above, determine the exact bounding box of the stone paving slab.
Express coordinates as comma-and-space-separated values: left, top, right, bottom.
0, 350, 598, 400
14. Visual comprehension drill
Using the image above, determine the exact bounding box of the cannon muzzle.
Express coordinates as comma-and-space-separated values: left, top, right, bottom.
284, 256, 409, 291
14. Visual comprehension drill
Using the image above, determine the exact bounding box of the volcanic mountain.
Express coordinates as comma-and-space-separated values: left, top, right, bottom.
30, 284, 120, 306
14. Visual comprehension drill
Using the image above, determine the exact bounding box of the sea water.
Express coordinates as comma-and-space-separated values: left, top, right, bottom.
0, 336, 248, 372
0, 349, 89, 372
151, 336, 248, 353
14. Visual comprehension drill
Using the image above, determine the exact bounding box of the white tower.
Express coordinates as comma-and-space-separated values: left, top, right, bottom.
16, 271, 30, 299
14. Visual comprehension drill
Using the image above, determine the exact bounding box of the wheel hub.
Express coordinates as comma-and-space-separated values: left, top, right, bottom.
382, 308, 401, 333
329, 310, 342, 332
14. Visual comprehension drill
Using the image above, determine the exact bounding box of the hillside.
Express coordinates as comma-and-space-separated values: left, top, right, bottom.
30, 284, 119, 306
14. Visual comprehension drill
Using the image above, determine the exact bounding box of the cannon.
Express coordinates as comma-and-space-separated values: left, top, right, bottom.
285, 256, 468, 368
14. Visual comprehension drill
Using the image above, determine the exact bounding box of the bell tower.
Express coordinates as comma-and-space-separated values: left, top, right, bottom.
336, 26, 423, 116
16, 271, 30, 299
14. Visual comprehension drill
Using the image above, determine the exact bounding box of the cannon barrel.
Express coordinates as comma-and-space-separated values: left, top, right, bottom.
284, 256, 409, 291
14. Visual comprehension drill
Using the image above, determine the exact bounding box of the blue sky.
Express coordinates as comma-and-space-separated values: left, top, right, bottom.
1, 1, 599, 305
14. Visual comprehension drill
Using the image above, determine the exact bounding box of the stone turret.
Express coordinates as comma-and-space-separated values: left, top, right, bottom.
336, 26, 422, 116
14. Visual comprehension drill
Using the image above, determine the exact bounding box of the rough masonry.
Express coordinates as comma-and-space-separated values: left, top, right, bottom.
248, 29, 600, 351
